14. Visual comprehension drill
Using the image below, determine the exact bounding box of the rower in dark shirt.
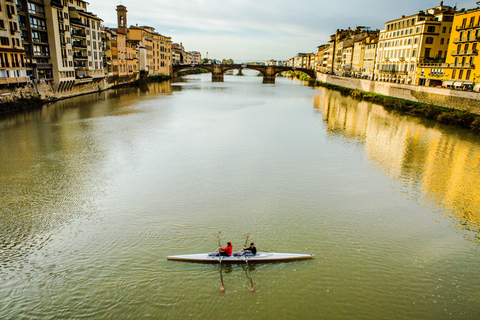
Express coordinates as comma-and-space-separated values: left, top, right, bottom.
243, 242, 257, 256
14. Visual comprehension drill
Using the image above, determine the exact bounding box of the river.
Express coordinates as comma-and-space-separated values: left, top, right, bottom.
1, 72, 480, 319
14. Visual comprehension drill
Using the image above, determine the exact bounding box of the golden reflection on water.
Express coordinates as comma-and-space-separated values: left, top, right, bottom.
314, 89, 480, 240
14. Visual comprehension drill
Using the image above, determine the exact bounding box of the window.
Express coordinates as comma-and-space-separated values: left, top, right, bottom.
440, 38, 444, 44
466, 70, 471, 80
425, 37, 434, 44
414, 37, 419, 44
427, 26, 435, 33
458, 70, 463, 79
424, 48, 431, 58
442, 27, 447, 33
451, 69, 456, 79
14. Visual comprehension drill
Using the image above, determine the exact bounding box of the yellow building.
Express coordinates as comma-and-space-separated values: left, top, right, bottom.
418, 7, 480, 91
0, 0, 27, 88
128, 25, 171, 76
316, 44, 330, 73
375, 3, 455, 85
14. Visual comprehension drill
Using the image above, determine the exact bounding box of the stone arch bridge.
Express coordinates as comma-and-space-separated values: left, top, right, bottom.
172, 64, 316, 84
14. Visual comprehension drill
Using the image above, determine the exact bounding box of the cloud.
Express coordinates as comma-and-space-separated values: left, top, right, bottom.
89, 0, 475, 61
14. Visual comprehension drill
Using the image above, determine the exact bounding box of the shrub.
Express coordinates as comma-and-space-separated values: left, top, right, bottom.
437, 111, 460, 125
470, 118, 480, 133
456, 112, 476, 127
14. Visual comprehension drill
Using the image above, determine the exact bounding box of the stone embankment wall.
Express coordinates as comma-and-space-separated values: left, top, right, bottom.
0, 80, 116, 103
316, 73, 480, 115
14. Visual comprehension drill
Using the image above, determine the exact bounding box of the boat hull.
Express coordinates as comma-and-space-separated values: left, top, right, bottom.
167, 252, 314, 263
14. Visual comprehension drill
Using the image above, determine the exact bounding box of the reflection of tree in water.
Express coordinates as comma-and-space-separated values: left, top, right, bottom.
314, 89, 480, 242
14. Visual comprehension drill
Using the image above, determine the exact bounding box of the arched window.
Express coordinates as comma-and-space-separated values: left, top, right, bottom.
425, 37, 434, 44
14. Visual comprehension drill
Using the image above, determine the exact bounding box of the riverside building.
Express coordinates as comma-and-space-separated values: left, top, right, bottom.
418, 6, 480, 91
128, 24, 171, 76
0, 0, 27, 87
375, 2, 455, 84
17, 0, 103, 90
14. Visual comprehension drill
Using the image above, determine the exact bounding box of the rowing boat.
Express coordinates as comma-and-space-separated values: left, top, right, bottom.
167, 252, 314, 263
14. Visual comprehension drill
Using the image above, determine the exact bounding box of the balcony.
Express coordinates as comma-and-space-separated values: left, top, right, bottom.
453, 36, 477, 43
74, 62, 86, 69
452, 50, 478, 56
70, 18, 87, 28
26, 62, 52, 69
449, 63, 475, 69
32, 52, 50, 58
418, 62, 448, 68
456, 23, 480, 31
73, 53, 88, 60
71, 31, 86, 39
51, 0, 63, 8
72, 42, 87, 50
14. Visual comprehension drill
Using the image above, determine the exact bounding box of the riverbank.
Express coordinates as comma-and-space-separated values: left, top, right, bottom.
310, 79, 480, 133
0, 75, 173, 118
289, 71, 480, 133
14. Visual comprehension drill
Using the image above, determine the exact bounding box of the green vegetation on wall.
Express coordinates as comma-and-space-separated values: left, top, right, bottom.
309, 79, 480, 134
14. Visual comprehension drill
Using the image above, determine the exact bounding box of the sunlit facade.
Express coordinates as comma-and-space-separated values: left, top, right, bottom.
375, 3, 455, 85
418, 7, 480, 91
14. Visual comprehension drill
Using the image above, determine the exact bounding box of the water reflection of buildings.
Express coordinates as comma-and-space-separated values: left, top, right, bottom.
314, 89, 480, 239
0, 81, 175, 266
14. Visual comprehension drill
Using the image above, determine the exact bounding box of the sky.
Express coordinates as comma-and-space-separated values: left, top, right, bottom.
89, 0, 475, 62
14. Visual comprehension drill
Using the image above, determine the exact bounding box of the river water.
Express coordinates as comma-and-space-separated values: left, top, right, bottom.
1, 72, 480, 319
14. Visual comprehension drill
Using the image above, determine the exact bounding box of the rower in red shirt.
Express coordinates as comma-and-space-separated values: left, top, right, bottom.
219, 242, 233, 256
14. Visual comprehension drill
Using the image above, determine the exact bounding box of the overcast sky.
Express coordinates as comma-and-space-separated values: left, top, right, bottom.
89, 0, 475, 62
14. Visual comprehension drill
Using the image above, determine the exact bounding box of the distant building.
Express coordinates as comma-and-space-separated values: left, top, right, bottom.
128, 25, 171, 76
316, 44, 330, 73
188, 51, 202, 64
172, 43, 185, 65
329, 27, 378, 76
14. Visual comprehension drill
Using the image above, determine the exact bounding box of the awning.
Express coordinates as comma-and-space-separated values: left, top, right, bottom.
443, 80, 454, 86
463, 82, 473, 85
474, 83, 480, 91
453, 81, 463, 87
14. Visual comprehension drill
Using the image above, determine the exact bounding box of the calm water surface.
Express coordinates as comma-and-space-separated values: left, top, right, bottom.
1, 73, 480, 319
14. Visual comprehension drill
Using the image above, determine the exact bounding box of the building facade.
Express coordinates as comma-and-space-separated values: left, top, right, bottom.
375, 3, 455, 84
0, 0, 27, 87
418, 7, 480, 91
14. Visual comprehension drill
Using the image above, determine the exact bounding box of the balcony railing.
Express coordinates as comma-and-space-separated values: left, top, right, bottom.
72, 42, 87, 49
453, 36, 478, 43
70, 18, 87, 27
451, 50, 478, 56
71, 31, 86, 38
379, 70, 408, 75
418, 62, 448, 68
449, 63, 475, 69
51, 0, 63, 8
456, 23, 480, 31
74, 62, 86, 69
73, 53, 88, 60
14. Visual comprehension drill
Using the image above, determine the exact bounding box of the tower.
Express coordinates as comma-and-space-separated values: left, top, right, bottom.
116, 5, 128, 34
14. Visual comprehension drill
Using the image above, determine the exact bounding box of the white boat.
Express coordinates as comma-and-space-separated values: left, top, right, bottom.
167, 252, 314, 263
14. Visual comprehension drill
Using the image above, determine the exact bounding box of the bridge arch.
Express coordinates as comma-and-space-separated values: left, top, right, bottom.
172, 64, 316, 83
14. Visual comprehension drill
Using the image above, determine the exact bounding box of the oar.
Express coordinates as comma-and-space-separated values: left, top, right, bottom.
243, 256, 255, 292
218, 233, 225, 292
244, 233, 250, 249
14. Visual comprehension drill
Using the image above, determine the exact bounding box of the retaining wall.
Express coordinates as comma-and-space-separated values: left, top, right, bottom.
316, 73, 480, 115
